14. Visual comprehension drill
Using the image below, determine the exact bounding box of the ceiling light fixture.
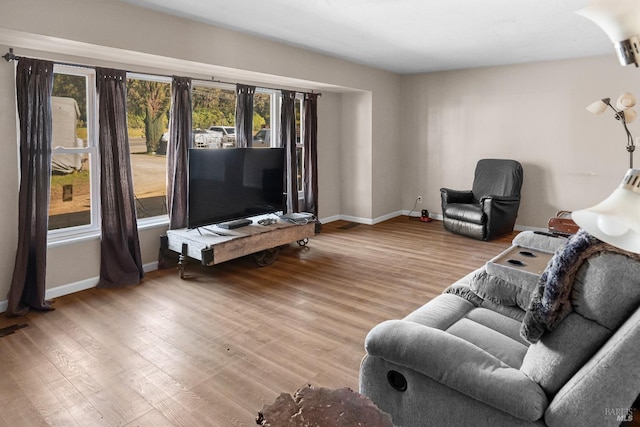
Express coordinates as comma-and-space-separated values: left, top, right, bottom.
577, 0, 640, 67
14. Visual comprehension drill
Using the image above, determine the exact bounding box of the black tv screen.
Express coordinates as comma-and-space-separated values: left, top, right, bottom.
187, 148, 285, 228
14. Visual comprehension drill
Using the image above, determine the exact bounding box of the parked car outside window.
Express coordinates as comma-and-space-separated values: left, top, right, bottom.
157, 128, 223, 153
253, 128, 271, 147
209, 126, 236, 146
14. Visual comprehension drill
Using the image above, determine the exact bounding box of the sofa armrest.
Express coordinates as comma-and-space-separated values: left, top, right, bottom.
440, 188, 474, 204
512, 230, 566, 253
480, 194, 520, 203
480, 195, 521, 238
365, 319, 547, 421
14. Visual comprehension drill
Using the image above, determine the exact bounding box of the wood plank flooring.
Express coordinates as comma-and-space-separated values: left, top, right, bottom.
0, 217, 516, 426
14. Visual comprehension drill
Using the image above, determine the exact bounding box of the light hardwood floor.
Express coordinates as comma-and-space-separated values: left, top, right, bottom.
0, 217, 517, 426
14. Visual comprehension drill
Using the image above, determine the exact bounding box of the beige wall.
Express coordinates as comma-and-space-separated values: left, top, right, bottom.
401, 56, 640, 228
0, 0, 402, 309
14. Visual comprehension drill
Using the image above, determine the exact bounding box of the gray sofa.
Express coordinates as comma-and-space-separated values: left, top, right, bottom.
360, 231, 640, 426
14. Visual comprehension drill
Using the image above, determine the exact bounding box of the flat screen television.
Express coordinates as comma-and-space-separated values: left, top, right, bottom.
187, 148, 285, 229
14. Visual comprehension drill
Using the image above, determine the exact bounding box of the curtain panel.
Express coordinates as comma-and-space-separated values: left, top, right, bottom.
167, 76, 192, 230
95, 67, 144, 288
7, 58, 56, 316
281, 90, 298, 214
235, 84, 255, 148
302, 93, 319, 217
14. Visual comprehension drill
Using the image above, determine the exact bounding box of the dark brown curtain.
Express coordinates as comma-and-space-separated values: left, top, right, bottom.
95, 68, 143, 288
235, 84, 255, 148
7, 58, 55, 317
281, 90, 298, 213
167, 76, 192, 230
302, 93, 319, 217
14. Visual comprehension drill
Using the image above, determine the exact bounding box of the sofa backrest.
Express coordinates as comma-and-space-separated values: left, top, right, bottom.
519, 252, 640, 396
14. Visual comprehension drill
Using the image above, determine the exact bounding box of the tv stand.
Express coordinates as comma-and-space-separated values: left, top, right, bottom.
159, 213, 315, 278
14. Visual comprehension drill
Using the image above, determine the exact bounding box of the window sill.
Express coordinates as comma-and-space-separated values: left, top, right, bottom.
47, 229, 101, 248
138, 216, 170, 231
47, 216, 170, 248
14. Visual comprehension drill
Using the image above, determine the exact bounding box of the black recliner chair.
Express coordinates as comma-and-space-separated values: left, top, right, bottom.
440, 159, 523, 241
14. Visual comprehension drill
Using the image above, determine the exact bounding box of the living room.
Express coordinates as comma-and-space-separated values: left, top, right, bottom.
0, 0, 639, 425
1, 0, 637, 307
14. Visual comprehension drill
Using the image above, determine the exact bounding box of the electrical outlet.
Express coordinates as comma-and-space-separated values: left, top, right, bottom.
417, 196, 423, 203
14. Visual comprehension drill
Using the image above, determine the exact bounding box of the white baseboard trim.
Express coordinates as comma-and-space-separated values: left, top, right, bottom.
47, 277, 99, 300
0, 261, 159, 314
372, 210, 403, 224
337, 214, 374, 225
318, 214, 341, 224
322, 211, 403, 226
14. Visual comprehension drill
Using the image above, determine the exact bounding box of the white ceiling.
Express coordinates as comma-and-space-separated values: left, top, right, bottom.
119, 0, 615, 74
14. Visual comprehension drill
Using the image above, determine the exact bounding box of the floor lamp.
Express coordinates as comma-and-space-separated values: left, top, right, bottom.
585, 93, 636, 169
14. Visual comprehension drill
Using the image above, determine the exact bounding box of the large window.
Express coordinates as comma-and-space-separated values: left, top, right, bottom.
126, 74, 171, 219
49, 66, 98, 233
47, 68, 303, 240
189, 84, 278, 150
49, 69, 173, 240
252, 89, 274, 148
192, 83, 236, 148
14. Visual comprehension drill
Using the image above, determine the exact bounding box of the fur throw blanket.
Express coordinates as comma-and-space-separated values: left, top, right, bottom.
520, 229, 640, 343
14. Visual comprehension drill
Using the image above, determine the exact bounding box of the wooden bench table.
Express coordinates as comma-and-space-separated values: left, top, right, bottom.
160, 214, 315, 278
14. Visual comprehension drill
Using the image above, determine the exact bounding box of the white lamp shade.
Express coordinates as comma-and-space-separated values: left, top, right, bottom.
616, 92, 637, 110
572, 168, 640, 253
577, 0, 640, 43
624, 108, 637, 123
586, 99, 609, 115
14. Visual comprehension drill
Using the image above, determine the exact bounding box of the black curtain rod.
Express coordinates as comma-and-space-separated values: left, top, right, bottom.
2, 48, 321, 97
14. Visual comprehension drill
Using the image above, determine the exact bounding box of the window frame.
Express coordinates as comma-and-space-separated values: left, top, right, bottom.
125, 72, 172, 225
191, 80, 236, 148
48, 65, 101, 245
254, 87, 277, 148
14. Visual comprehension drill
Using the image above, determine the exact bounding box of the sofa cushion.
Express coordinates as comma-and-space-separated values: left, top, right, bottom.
571, 252, 640, 330
465, 308, 529, 346
520, 312, 610, 395
446, 316, 528, 369
405, 295, 529, 370
404, 293, 474, 330
471, 269, 535, 312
